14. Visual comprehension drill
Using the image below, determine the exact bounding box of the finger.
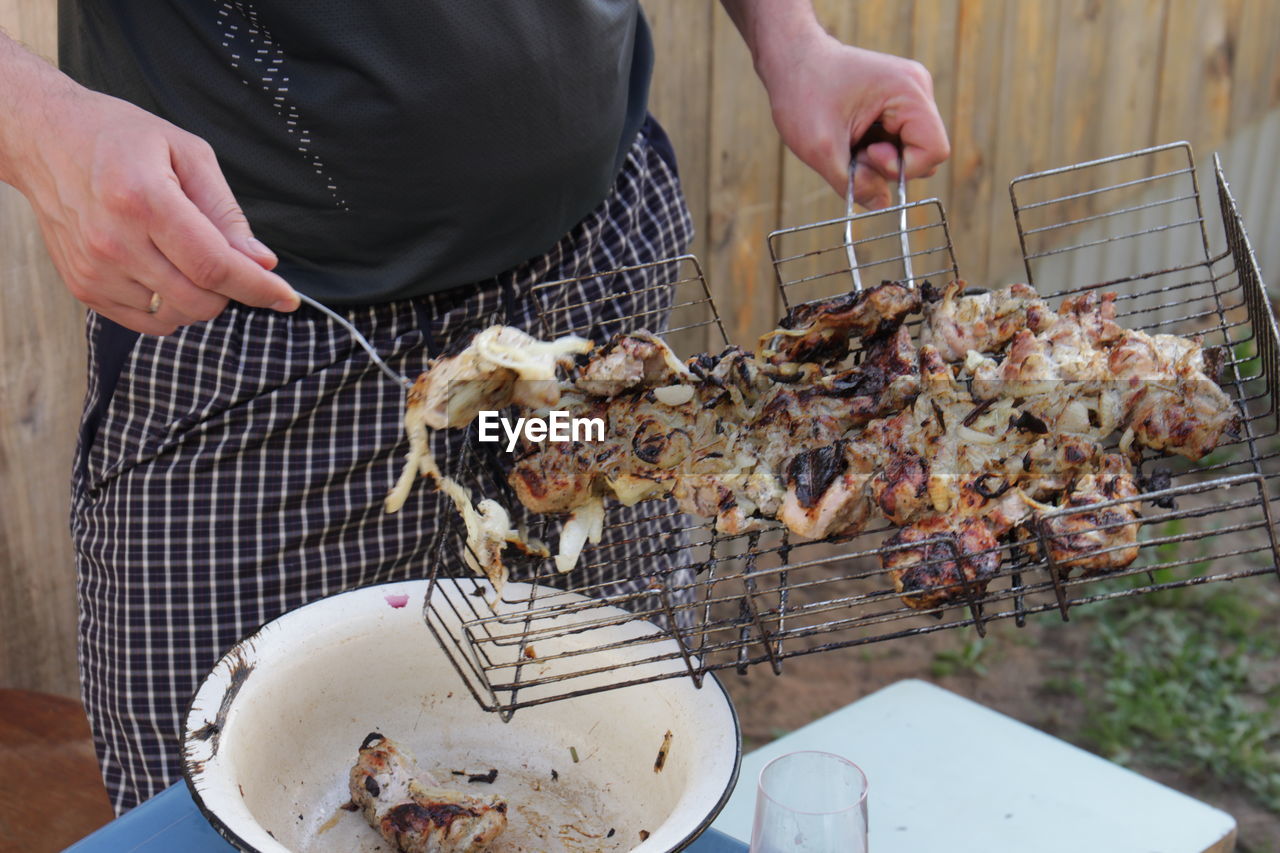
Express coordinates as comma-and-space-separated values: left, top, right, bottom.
136, 240, 231, 320
829, 116, 883, 194
62, 265, 170, 317
171, 136, 279, 270
853, 149, 892, 210
32, 220, 186, 332
78, 279, 188, 336
148, 179, 300, 311
90, 275, 202, 326
863, 141, 902, 180
52, 226, 222, 324
146, 287, 204, 328
100, 276, 166, 314
97, 304, 183, 337
823, 145, 891, 205
897, 103, 951, 181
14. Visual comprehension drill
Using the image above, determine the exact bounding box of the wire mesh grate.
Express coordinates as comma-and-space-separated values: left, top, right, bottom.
420, 143, 1280, 717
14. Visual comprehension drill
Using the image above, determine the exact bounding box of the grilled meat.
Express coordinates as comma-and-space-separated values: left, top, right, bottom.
573, 331, 691, 397
509, 436, 600, 514
885, 516, 1001, 610
687, 345, 774, 405
351, 733, 508, 853
864, 285, 1230, 594
389, 276, 1239, 608
778, 441, 875, 539
922, 281, 1054, 362
1054, 290, 1124, 347
758, 280, 921, 365
1024, 454, 1142, 576
1108, 330, 1240, 459
869, 452, 930, 526
409, 326, 592, 430
508, 308, 924, 552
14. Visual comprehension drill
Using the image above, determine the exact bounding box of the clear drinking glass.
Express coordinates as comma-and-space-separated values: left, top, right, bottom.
749, 750, 869, 853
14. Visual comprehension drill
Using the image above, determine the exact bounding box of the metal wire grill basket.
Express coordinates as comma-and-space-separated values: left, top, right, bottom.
421, 142, 1280, 718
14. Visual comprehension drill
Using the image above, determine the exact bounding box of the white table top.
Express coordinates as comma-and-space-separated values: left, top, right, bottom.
711, 679, 1236, 853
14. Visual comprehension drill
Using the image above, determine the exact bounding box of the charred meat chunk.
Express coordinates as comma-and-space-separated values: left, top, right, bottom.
883, 516, 1001, 610
350, 733, 508, 853
1032, 454, 1142, 576
759, 280, 921, 365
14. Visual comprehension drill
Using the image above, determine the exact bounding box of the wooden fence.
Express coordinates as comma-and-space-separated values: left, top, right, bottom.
646, 0, 1280, 341
2, 0, 1278, 695
1, 0, 82, 695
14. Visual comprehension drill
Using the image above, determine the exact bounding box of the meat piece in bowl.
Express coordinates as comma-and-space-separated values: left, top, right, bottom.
350, 733, 508, 853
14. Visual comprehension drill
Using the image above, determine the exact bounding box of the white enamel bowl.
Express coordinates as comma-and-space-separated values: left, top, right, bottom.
182, 579, 740, 852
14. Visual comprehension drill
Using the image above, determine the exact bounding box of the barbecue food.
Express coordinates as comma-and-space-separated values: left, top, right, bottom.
885, 516, 1001, 609
574, 330, 691, 396
387, 276, 1239, 610
383, 329, 561, 598
868, 285, 1236, 606
759, 281, 922, 364
350, 733, 508, 853
1021, 454, 1143, 575
407, 326, 593, 430
1108, 330, 1238, 459
922, 281, 1054, 362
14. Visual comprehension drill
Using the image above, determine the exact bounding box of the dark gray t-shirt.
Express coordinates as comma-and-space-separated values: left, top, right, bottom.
58, 1, 653, 303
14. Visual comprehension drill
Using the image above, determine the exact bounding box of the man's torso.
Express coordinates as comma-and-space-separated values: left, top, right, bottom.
58, 0, 652, 302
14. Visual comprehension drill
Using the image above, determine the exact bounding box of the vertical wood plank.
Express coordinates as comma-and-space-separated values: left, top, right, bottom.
852, 0, 914, 57
988, 0, 1168, 285
643, 0, 716, 351
707, 6, 783, 342
1048, 0, 1109, 171
643, 0, 714, 267
909, 0, 961, 223
947, 0, 1009, 282
1096, 0, 1167, 159
986, 0, 1060, 284
1226, 0, 1280, 130
1155, 0, 1233, 151
0, 0, 85, 697
0, 0, 57, 56
1044, 0, 1114, 252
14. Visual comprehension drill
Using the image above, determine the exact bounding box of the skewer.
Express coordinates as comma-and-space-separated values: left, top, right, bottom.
896, 147, 913, 288
845, 157, 863, 293
296, 291, 414, 390
846, 142, 913, 293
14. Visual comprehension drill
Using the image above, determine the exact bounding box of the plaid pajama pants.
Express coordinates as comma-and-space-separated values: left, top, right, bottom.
71, 118, 694, 814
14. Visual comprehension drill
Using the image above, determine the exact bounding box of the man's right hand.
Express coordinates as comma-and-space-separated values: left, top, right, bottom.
0, 37, 298, 335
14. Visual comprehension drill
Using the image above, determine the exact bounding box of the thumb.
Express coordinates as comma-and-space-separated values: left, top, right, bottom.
169, 135, 279, 270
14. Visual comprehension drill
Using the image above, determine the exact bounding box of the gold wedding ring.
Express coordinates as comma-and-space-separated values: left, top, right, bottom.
147, 292, 163, 314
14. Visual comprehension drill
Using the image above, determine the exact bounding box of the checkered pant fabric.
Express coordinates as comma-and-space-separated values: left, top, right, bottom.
71, 122, 694, 814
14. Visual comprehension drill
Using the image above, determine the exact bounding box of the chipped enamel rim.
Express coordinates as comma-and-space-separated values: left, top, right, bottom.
182, 579, 741, 852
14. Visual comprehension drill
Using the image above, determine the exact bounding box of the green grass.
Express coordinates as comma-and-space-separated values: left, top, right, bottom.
1232, 336, 1260, 383
1071, 585, 1280, 814
930, 636, 989, 678
1140, 517, 1218, 583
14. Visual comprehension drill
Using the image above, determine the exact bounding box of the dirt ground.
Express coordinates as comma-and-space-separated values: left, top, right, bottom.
719, 609, 1280, 851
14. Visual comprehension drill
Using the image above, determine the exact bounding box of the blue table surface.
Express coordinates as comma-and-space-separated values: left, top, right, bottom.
64, 782, 748, 853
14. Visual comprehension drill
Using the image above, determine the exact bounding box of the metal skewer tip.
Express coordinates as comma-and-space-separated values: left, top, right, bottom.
296, 291, 414, 390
